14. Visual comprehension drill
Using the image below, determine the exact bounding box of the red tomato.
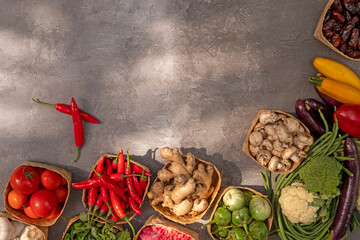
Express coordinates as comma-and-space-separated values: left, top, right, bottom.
30, 189, 57, 218
24, 202, 39, 219
60, 176, 67, 185
8, 190, 27, 210
10, 166, 40, 195
47, 204, 62, 219
40, 170, 61, 190
53, 186, 68, 203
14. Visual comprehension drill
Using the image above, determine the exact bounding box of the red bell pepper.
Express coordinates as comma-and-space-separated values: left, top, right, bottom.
334, 104, 360, 139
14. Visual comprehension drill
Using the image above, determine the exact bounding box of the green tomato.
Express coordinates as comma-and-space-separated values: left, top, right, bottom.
233, 227, 250, 240
243, 190, 254, 207
249, 197, 271, 221
212, 207, 232, 226
232, 207, 252, 226
223, 188, 245, 211
249, 221, 268, 240
211, 224, 229, 238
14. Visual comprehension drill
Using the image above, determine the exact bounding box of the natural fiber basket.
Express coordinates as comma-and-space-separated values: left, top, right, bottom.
242, 109, 310, 174
4, 161, 72, 227
0, 211, 48, 239
134, 215, 199, 240
207, 186, 273, 240
61, 215, 124, 240
150, 153, 221, 224
314, 0, 360, 61
82, 154, 150, 224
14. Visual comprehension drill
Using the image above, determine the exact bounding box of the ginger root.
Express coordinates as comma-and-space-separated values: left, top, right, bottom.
148, 147, 216, 217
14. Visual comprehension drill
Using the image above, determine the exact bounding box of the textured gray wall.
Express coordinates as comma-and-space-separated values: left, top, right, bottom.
0, 0, 359, 239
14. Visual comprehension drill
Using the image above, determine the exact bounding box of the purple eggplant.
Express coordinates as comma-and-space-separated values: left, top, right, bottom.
305, 98, 334, 125
295, 99, 326, 136
315, 88, 342, 108
331, 138, 360, 240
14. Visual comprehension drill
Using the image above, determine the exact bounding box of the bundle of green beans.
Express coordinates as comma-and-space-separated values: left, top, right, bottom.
261, 113, 360, 240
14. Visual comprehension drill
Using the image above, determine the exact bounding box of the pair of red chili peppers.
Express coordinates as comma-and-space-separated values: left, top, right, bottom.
71, 150, 150, 236
32, 98, 99, 162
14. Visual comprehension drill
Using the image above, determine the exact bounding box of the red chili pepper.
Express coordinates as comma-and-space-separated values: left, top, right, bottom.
71, 98, 84, 162
87, 187, 98, 213
100, 159, 111, 208
32, 98, 99, 124
132, 171, 143, 198
109, 190, 126, 219
139, 169, 148, 190
95, 155, 106, 176
128, 197, 141, 215
72, 178, 102, 189
117, 149, 126, 188
334, 104, 360, 139
89, 194, 104, 224
123, 161, 151, 177
112, 149, 121, 171
108, 203, 119, 222
125, 149, 144, 205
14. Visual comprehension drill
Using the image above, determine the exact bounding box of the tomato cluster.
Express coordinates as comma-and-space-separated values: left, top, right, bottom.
8, 166, 68, 219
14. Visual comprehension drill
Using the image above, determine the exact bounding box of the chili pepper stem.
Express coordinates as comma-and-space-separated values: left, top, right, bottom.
93, 212, 103, 224
105, 202, 114, 219
124, 216, 135, 238
122, 174, 142, 179
32, 98, 56, 108
72, 146, 81, 162
90, 206, 99, 225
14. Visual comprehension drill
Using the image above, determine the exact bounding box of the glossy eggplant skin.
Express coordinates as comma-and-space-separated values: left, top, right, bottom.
305, 98, 333, 125
295, 99, 326, 136
315, 88, 342, 108
331, 138, 360, 240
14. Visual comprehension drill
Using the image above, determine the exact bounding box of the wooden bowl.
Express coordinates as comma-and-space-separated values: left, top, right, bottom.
314, 0, 360, 61
61, 215, 124, 240
82, 154, 150, 224
4, 161, 72, 227
207, 186, 273, 240
134, 215, 199, 240
150, 154, 221, 224
0, 211, 48, 239
242, 109, 310, 174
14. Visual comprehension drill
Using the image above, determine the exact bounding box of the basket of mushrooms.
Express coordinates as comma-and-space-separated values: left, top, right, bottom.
242, 109, 314, 174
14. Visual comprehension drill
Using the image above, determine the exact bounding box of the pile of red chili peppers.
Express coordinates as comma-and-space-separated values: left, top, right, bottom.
32, 98, 99, 162
71, 149, 150, 237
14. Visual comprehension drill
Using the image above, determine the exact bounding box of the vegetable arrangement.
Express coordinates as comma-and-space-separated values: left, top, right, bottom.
207, 188, 272, 240
63, 214, 131, 240
32, 98, 99, 162
71, 149, 150, 238
7, 165, 68, 221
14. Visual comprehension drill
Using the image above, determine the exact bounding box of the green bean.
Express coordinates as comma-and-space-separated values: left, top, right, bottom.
318, 109, 329, 133
308, 134, 333, 155
335, 156, 354, 161
322, 118, 338, 156
326, 135, 342, 156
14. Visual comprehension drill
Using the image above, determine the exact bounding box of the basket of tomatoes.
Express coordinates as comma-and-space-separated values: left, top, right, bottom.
4, 161, 72, 227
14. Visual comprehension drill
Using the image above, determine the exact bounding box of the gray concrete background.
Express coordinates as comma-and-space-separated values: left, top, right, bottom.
0, 0, 359, 239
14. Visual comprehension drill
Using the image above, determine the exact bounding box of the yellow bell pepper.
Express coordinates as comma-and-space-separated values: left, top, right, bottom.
309, 77, 360, 105
313, 57, 360, 90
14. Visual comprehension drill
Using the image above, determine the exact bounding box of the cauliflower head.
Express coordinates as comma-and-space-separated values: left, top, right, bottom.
278, 182, 319, 224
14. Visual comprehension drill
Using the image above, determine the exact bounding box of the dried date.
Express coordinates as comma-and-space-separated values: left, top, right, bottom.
344, 10, 352, 22
339, 39, 348, 52
332, 33, 341, 48
323, 19, 337, 31
349, 15, 360, 25
347, 50, 360, 58
349, 28, 359, 49
343, 0, 357, 14
333, 0, 343, 12
341, 24, 354, 41
332, 10, 346, 23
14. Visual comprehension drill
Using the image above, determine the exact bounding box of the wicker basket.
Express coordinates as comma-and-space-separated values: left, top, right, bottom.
0, 211, 48, 239
242, 109, 310, 174
81, 154, 150, 224
150, 152, 221, 224
3, 161, 72, 227
134, 215, 199, 240
314, 0, 360, 61
61, 215, 124, 240
207, 186, 273, 240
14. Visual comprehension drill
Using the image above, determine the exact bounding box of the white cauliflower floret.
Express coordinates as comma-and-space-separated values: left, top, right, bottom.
278, 182, 319, 224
